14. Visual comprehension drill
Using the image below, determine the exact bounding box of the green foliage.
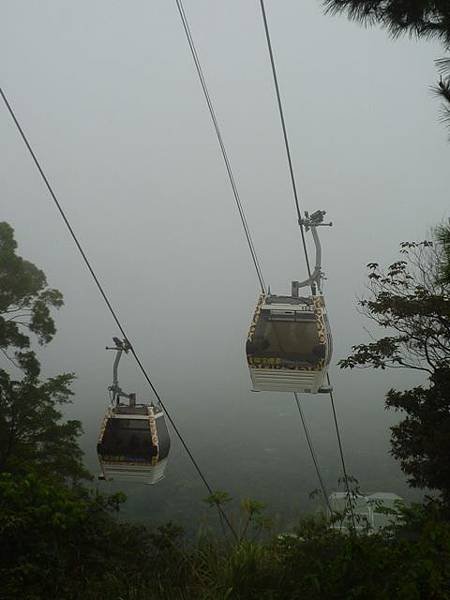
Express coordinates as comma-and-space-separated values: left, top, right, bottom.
203, 489, 233, 508
238, 498, 269, 541
340, 237, 450, 505
193, 540, 279, 600
148, 508, 450, 599
1, 220, 449, 598
0, 369, 90, 482
0, 221, 89, 483
0, 222, 63, 372
323, 0, 450, 43
322, 0, 450, 134
203, 492, 272, 543
2, 473, 450, 599
0, 472, 148, 600
387, 367, 450, 502
279, 513, 450, 599
339, 242, 449, 374
435, 222, 450, 285
433, 57, 450, 130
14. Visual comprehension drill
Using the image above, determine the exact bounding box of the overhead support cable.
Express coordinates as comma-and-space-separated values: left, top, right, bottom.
258, 2, 356, 528
294, 393, 332, 514
327, 374, 355, 513
174, 0, 266, 294
175, 0, 334, 518
259, 0, 312, 281
0, 86, 238, 542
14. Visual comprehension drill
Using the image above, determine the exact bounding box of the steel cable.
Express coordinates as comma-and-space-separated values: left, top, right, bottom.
175, 0, 266, 295
258, 0, 356, 528
259, 0, 312, 281
0, 85, 238, 541
174, 0, 334, 520
294, 393, 332, 514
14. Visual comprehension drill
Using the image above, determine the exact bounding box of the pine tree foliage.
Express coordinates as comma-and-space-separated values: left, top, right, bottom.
435, 221, 450, 284
323, 0, 450, 132
323, 1, 450, 43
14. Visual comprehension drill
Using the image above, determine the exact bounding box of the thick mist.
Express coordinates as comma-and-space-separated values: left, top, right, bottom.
1, 0, 449, 529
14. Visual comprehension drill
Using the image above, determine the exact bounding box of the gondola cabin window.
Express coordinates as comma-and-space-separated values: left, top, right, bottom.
100, 417, 156, 461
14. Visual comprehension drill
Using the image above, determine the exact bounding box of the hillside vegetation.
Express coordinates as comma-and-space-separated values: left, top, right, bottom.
0, 221, 449, 599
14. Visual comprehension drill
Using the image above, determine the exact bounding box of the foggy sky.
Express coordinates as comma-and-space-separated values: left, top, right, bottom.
1, 1, 449, 525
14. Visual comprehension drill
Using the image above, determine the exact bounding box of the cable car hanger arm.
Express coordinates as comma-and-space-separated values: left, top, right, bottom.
105, 337, 134, 406
291, 210, 332, 296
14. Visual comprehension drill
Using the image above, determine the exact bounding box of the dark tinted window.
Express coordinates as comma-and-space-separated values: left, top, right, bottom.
116, 419, 149, 430
98, 417, 156, 460
249, 316, 322, 364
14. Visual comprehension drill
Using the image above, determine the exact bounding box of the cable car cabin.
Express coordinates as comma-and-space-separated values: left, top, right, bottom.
97, 404, 170, 485
246, 293, 332, 393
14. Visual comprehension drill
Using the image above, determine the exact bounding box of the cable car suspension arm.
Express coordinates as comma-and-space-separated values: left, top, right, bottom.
291, 210, 332, 296
105, 337, 135, 406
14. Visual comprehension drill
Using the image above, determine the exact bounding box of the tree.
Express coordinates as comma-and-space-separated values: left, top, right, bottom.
0, 222, 88, 482
323, 0, 450, 133
0, 221, 63, 372
323, 1, 450, 42
0, 370, 89, 482
0, 472, 136, 599
435, 57, 450, 128
340, 236, 450, 503
386, 368, 450, 504
340, 240, 449, 374
436, 221, 450, 285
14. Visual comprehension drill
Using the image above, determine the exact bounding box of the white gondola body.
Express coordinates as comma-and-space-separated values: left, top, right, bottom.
99, 457, 169, 485
97, 405, 170, 485
246, 293, 332, 393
